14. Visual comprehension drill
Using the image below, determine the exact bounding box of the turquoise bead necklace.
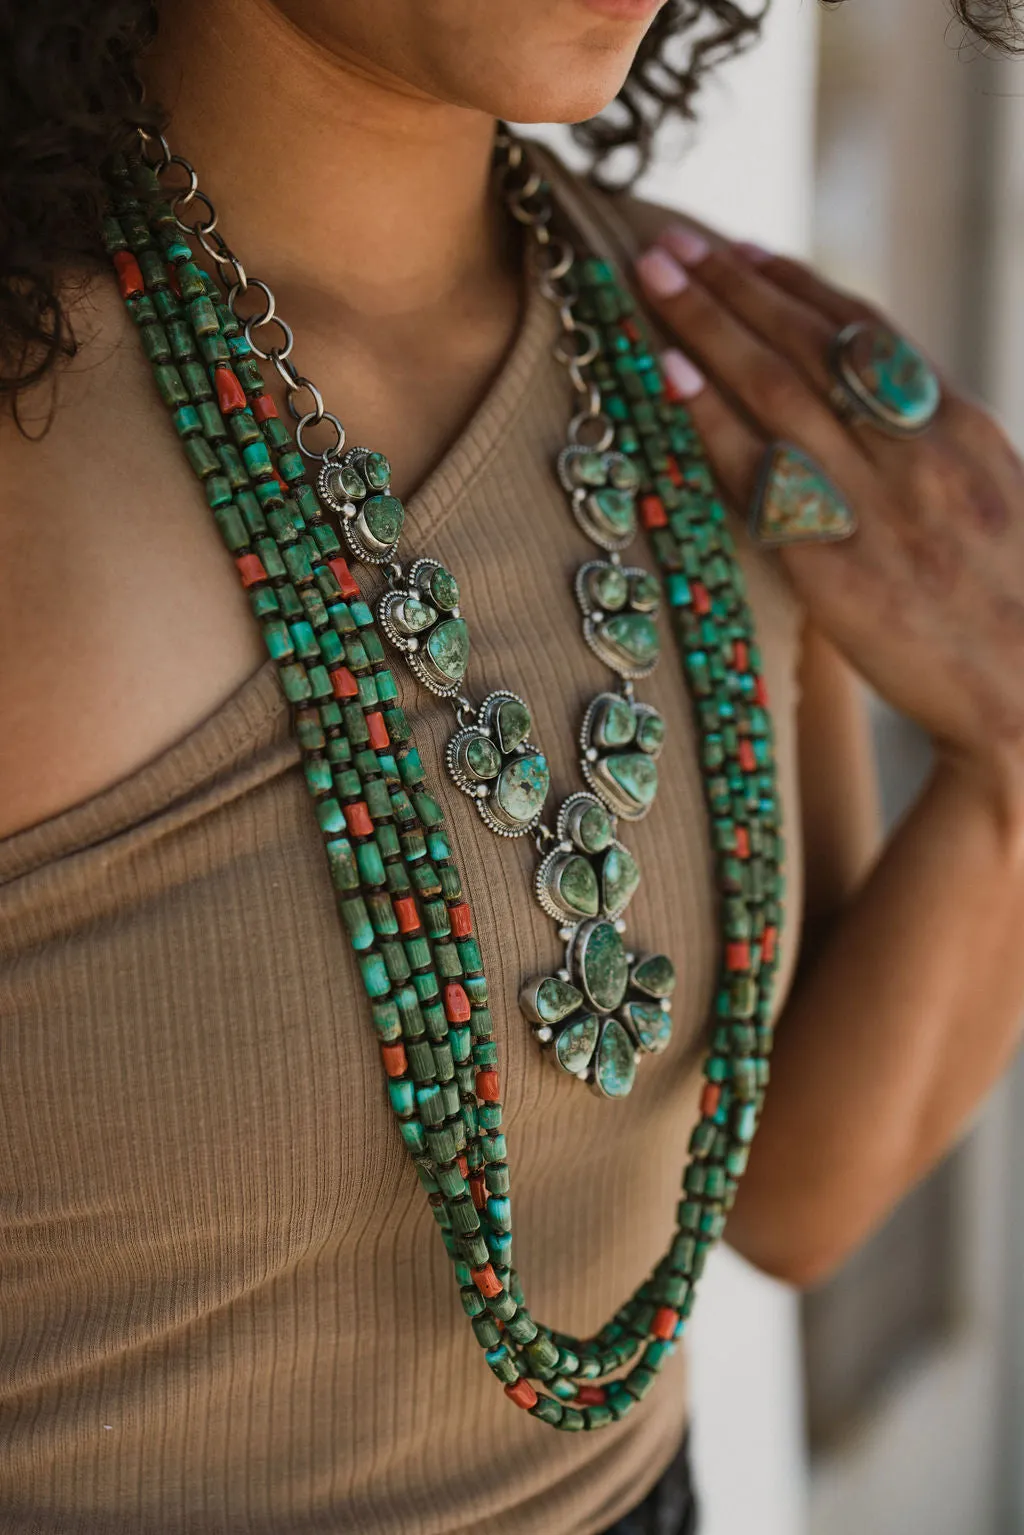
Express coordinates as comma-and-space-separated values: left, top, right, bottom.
99, 126, 783, 1430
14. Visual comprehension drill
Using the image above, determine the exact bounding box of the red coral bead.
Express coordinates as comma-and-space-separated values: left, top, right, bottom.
700, 1083, 721, 1118
344, 801, 373, 837
476, 1070, 500, 1103
366, 711, 389, 750
234, 553, 268, 588
448, 902, 473, 938
330, 666, 359, 699
738, 740, 756, 773
393, 897, 419, 935
734, 826, 750, 861
733, 640, 749, 673
471, 1263, 502, 1298
762, 926, 778, 966
666, 457, 684, 488
214, 366, 247, 415
113, 251, 144, 299
505, 1379, 539, 1411
380, 1042, 407, 1078
576, 1386, 607, 1406
726, 941, 751, 973
470, 1171, 487, 1211
754, 675, 770, 707
691, 581, 711, 616
251, 392, 279, 422
640, 494, 668, 530
652, 1307, 679, 1341
327, 557, 361, 600
443, 983, 471, 1025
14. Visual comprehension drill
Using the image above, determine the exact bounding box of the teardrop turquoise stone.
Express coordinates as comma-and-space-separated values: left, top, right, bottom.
629, 570, 661, 613
631, 953, 677, 999
586, 487, 636, 539
556, 1013, 600, 1075
578, 921, 629, 1012
576, 801, 614, 854
601, 844, 640, 915
605, 752, 659, 814
601, 613, 660, 670
587, 564, 628, 612
534, 977, 584, 1025
464, 734, 501, 781
362, 494, 404, 546
593, 695, 637, 750
572, 451, 609, 488
551, 854, 599, 919
636, 711, 666, 756
363, 451, 392, 489
425, 617, 470, 683
495, 697, 531, 753
394, 597, 437, 636
594, 1017, 637, 1098
495, 751, 549, 827
623, 1001, 674, 1055
429, 566, 460, 611
609, 455, 641, 492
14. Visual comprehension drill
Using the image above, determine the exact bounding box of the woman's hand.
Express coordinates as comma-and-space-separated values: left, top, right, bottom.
635, 229, 1024, 826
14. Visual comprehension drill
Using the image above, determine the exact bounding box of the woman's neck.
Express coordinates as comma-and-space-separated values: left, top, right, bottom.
143, 0, 524, 494
145, 0, 512, 329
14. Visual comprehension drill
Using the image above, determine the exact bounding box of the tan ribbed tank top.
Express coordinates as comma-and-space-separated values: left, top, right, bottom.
0, 163, 804, 1533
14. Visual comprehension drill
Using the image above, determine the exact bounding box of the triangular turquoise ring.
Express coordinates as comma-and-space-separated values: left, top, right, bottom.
749, 441, 858, 546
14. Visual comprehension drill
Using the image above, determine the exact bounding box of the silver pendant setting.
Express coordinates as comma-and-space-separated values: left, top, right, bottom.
446, 690, 550, 838
318, 446, 406, 565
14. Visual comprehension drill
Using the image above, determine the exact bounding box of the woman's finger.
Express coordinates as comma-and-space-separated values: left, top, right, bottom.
634, 246, 875, 508
655, 228, 958, 462
657, 225, 838, 400
657, 347, 764, 510
728, 242, 883, 331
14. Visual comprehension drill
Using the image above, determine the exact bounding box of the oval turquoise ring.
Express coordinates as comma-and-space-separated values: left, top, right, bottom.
829, 319, 942, 438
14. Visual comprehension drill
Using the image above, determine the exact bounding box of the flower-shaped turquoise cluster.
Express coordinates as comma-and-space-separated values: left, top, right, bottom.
520, 793, 675, 1098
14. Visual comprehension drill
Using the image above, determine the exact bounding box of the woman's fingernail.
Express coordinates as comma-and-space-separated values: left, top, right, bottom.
661, 348, 706, 401
733, 240, 773, 265
661, 224, 712, 266
636, 247, 689, 298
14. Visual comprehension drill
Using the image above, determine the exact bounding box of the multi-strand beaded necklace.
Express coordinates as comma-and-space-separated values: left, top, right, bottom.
99, 127, 783, 1431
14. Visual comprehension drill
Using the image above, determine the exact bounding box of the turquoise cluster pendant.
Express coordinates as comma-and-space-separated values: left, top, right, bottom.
521, 793, 675, 1097
446, 691, 551, 838
378, 557, 471, 697
319, 446, 406, 563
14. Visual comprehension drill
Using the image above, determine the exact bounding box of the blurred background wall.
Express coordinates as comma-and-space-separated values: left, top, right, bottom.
534, 0, 1024, 1528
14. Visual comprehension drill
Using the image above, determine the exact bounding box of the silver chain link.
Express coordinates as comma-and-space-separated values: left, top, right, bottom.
138, 123, 606, 460
493, 126, 611, 450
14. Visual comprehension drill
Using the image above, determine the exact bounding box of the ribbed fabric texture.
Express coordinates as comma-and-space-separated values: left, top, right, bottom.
0, 170, 804, 1534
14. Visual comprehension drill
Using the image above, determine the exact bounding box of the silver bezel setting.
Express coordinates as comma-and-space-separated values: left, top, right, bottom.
579, 691, 665, 822
829, 321, 941, 438
378, 557, 467, 698
318, 446, 404, 565
556, 446, 639, 553
445, 689, 548, 838
575, 559, 661, 682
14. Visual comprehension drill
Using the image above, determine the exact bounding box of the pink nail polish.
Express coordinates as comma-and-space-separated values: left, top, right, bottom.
635, 247, 689, 299
661, 224, 712, 267
733, 240, 773, 266
661, 348, 706, 402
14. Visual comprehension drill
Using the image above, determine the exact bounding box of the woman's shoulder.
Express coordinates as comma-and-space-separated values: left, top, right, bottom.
525, 138, 714, 272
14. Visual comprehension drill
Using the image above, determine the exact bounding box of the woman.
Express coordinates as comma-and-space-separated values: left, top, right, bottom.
2, 0, 1023, 1530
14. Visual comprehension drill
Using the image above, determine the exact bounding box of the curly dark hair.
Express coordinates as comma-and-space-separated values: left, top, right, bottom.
0, 0, 1020, 413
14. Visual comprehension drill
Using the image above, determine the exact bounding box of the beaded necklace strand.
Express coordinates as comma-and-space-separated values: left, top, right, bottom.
99, 133, 783, 1431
